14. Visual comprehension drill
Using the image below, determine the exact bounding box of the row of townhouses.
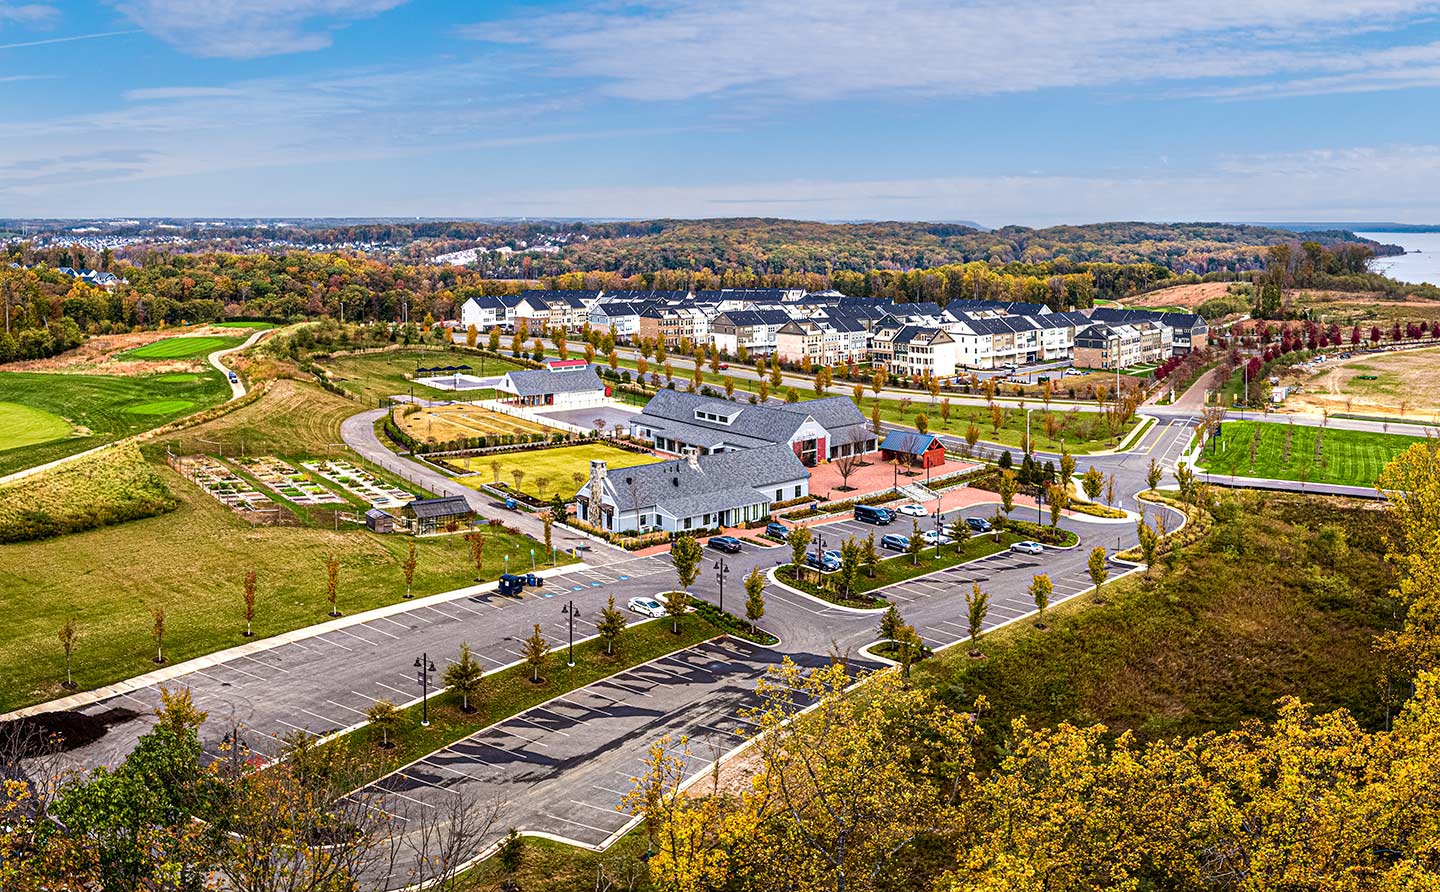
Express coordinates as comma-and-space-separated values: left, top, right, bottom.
458, 288, 1208, 372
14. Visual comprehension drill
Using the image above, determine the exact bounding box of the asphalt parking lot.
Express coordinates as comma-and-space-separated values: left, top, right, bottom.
353, 638, 861, 852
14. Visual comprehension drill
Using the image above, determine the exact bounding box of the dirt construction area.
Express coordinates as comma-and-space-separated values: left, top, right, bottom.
395, 403, 555, 445
1281, 346, 1440, 420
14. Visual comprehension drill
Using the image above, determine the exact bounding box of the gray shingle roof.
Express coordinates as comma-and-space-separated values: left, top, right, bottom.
500, 365, 604, 397
408, 496, 472, 519
598, 445, 807, 515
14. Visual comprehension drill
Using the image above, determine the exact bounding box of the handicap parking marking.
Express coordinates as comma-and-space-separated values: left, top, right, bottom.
618, 574, 630, 580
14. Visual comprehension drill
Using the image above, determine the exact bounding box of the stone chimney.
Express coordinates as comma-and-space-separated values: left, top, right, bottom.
588, 460, 607, 522
682, 446, 702, 473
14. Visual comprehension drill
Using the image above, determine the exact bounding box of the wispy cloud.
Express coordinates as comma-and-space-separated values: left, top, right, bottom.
109, 0, 409, 58
461, 0, 1440, 101
0, 3, 58, 27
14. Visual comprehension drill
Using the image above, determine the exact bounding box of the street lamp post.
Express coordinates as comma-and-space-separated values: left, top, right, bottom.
562, 601, 579, 666
414, 653, 437, 727
714, 557, 729, 615
813, 533, 826, 578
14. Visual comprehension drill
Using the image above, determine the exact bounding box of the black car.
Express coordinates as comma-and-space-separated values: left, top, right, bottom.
965, 517, 993, 533
709, 535, 743, 554
765, 522, 789, 541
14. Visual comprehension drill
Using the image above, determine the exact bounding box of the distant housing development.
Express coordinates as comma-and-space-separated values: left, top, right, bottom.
461, 287, 1208, 374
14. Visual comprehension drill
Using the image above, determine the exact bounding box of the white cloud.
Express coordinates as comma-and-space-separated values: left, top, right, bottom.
110, 0, 409, 58
0, 3, 57, 27
461, 0, 1440, 101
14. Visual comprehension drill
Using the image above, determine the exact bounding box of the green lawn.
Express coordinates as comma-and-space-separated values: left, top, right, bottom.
1195, 420, 1422, 486
0, 459, 568, 713
124, 335, 243, 359
455, 442, 661, 498
0, 370, 231, 476
319, 349, 525, 405
214, 321, 275, 329
0, 400, 71, 450
778, 531, 1026, 607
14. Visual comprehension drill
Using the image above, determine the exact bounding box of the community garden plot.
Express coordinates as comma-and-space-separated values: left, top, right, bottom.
173, 455, 274, 512
304, 459, 413, 508
234, 456, 346, 505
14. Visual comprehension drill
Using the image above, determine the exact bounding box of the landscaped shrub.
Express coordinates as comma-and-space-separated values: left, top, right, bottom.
0, 446, 179, 543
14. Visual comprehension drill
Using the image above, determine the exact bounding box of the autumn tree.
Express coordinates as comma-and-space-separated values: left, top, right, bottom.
744, 568, 766, 635
367, 698, 399, 747
1029, 573, 1053, 628
1146, 456, 1163, 491
966, 583, 990, 656
463, 531, 486, 577
1088, 546, 1109, 602
597, 594, 627, 655
997, 469, 1018, 519
151, 605, 166, 664
1082, 465, 1104, 501
58, 617, 79, 689
401, 541, 417, 599
788, 524, 813, 582
522, 624, 549, 683
242, 569, 257, 636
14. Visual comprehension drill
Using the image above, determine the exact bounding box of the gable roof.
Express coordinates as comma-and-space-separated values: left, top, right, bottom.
596, 445, 807, 515
500, 365, 604, 397
879, 429, 942, 454
407, 496, 472, 519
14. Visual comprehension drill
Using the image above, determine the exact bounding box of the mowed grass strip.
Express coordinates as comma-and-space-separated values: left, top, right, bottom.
0, 400, 72, 449
319, 349, 526, 404
455, 442, 661, 498
1196, 420, 1423, 486
124, 335, 243, 360
0, 370, 231, 477
338, 613, 716, 782
0, 460, 567, 712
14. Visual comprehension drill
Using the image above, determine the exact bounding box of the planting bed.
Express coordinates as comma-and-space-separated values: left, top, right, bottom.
235, 456, 345, 505
173, 455, 273, 512
304, 459, 413, 508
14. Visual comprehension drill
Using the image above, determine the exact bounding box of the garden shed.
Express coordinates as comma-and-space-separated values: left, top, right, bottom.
365, 508, 396, 533
879, 429, 946, 470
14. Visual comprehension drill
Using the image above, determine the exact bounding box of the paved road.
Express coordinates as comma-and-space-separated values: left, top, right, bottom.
207, 327, 270, 399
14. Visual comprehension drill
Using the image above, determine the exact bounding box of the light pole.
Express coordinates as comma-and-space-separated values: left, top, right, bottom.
1025, 407, 1034, 457
714, 557, 729, 615
562, 601, 579, 666
813, 532, 827, 576
933, 504, 943, 558
414, 653, 436, 727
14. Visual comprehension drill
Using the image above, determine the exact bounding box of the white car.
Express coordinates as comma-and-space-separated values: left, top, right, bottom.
1010, 540, 1045, 555
920, 530, 954, 546
898, 503, 928, 517
626, 596, 667, 618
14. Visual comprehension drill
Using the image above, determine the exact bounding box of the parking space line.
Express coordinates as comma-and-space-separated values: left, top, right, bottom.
241, 654, 289, 673
299, 707, 344, 726
543, 812, 620, 836
571, 798, 625, 816
314, 635, 353, 652
328, 698, 372, 717
374, 787, 437, 810
509, 715, 571, 737
375, 681, 412, 698
355, 622, 400, 640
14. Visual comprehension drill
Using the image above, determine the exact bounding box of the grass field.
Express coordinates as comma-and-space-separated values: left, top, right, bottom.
455, 442, 661, 498
1195, 420, 1423, 486
1285, 347, 1440, 420
319, 350, 525, 404
0, 445, 177, 543
0, 370, 231, 477
396, 402, 554, 445
921, 493, 1396, 747
0, 459, 566, 712
214, 321, 275, 329
0, 400, 71, 450
124, 335, 243, 360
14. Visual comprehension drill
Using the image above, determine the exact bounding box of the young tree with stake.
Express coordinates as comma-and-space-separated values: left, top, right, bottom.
597, 595, 628, 655
1088, 546, 1110, 602
443, 642, 485, 712
522, 624, 550, 683
58, 617, 79, 689
463, 532, 486, 578
744, 568, 766, 636
325, 554, 340, 617
401, 541, 417, 599
788, 525, 813, 582
1029, 574, 1053, 629
151, 605, 167, 664
907, 519, 924, 566
242, 569, 257, 636
367, 698, 399, 747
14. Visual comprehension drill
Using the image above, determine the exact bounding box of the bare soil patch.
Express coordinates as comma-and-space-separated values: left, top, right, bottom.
1126, 282, 1234, 309
1281, 346, 1440, 420
3, 324, 241, 376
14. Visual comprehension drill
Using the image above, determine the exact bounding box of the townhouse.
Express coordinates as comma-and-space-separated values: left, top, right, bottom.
709, 308, 794, 356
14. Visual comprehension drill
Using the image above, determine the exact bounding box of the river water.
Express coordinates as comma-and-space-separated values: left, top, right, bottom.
1357, 230, 1440, 286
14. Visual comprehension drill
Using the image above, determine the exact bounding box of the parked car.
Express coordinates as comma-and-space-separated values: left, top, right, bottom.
823, 549, 843, 566
805, 551, 841, 572
965, 517, 993, 533
627, 596, 668, 618
881, 534, 910, 551
855, 504, 896, 525
920, 530, 954, 546
766, 522, 789, 541
1064, 368, 1085, 377
1010, 540, 1045, 555
709, 535, 742, 554
497, 573, 525, 596
718, 362, 730, 370
897, 503, 927, 517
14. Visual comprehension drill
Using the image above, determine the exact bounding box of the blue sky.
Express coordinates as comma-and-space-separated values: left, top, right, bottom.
5, 0, 1440, 224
